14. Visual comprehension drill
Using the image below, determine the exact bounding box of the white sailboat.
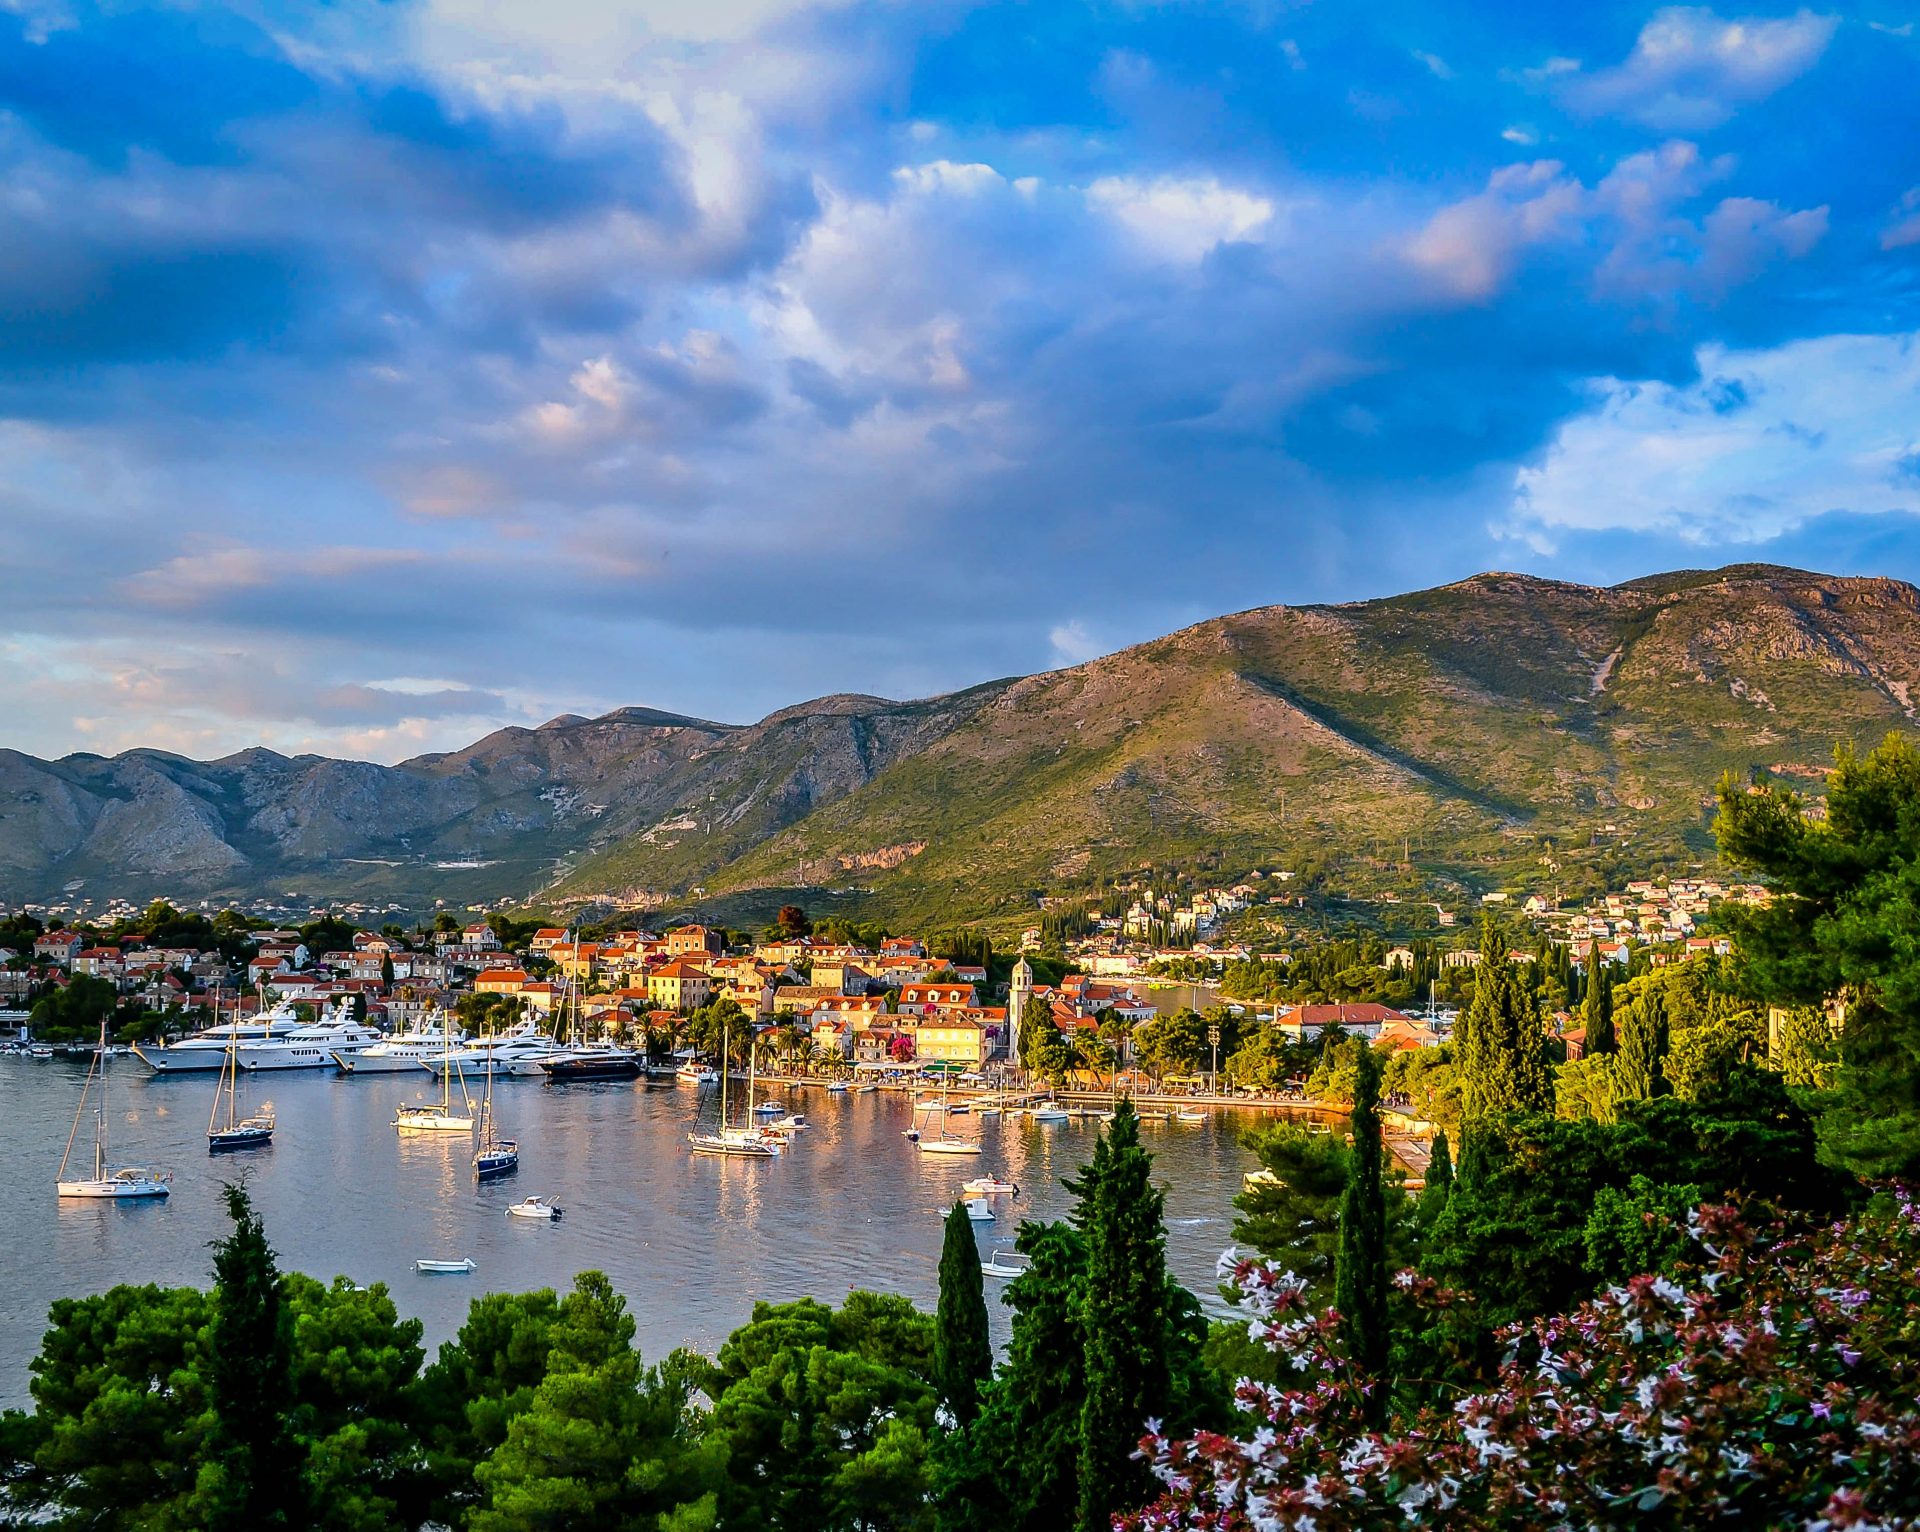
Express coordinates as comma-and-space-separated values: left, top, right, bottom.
689, 1021, 779, 1158
394, 1012, 476, 1132
915, 1069, 982, 1156
207, 1003, 274, 1153
57, 1019, 171, 1198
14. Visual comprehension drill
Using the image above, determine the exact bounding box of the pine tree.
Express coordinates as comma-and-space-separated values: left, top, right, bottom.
1583, 943, 1615, 1054
1334, 1044, 1389, 1421
1419, 1128, 1453, 1229
934, 1200, 992, 1427
204, 1182, 305, 1532
1071, 1099, 1175, 1532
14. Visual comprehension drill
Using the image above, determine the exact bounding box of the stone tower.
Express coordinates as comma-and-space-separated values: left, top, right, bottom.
1008, 956, 1034, 1065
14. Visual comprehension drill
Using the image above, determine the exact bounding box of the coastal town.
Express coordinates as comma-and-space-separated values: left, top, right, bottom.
1, 870, 1772, 1078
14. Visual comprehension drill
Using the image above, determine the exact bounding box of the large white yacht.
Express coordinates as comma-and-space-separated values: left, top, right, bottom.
437, 1020, 561, 1074
336, 1014, 469, 1074
134, 999, 310, 1074
234, 1003, 382, 1070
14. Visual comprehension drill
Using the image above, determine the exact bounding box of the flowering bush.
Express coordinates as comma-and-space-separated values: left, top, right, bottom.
1128, 1194, 1920, 1530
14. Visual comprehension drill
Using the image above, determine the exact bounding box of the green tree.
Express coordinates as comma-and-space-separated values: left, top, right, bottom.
202, 1182, 305, 1532
1070, 1100, 1184, 1532
971, 1223, 1085, 1530
933, 1204, 990, 1429
1421, 1130, 1454, 1226
1715, 734, 1920, 1176
1019, 998, 1071, 1084
1232, 1122, 1352, 1293
472, 1273, 709, 1532
1773, 1005, 1840, 1089
1582, 945, 1615, 1054
1615, 994, 1667, 1103
1454, 924, 1552, 1123
29, 975, 119, 1043
1554, 1052, 1622, 1124
1334, 1043, 1389, 1419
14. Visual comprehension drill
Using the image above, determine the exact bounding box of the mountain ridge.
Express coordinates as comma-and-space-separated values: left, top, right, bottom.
4, 565, 1917, 920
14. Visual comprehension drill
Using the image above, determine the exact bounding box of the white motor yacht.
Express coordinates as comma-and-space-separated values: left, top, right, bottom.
336, 1018, 469, 1074
133, 999, 308, 1073
438, 1020, 560, 1073
236, 1004, 382, 1070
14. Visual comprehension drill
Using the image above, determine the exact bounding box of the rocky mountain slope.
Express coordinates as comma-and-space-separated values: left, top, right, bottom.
3, 566, 1917, 917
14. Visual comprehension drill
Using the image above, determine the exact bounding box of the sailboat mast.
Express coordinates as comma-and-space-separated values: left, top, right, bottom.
719, 1019, 730, 1127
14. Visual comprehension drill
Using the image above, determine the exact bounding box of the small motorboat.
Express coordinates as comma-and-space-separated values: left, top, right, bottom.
1175, 1110, 1207, 1123
963, 1198, 995, 1222
914, 1096, 943, 1111
753, 1101, 783, 1115
1030, 1106, 1069, 1124
505, 1196, 562, 1220
981, 1248, 1032, 1278
963, 1175, 1018, 1197
416, 1257, 476, 1273
901, 1128, 921, 1143
974, 1102, 1002, 1116
856, 1082, 879, 1094
945, 1102, 972, 1115
826, 1080, 849, 1094
765, 1114, 810, 1134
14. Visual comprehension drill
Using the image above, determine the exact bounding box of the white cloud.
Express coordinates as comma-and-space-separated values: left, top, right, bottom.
1510, 332, 1920, 545
892, 160, 1005, 197
1048, 620, 1104, 666
1413, 50, 1454, 80
1086, 175, 1276, 262
1401, 160, 1583, 300
1883, 188, 1920, 251
1565, 6, 1838, 131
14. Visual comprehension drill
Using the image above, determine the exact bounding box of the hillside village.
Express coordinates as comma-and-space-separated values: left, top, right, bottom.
2, 869, 1772, 1073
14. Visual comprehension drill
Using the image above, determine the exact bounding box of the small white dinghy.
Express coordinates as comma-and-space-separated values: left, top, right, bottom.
1029, 1106, 1069, 1123
506, 1196, 563, 1220
416, 1258, 476, 1274
981, 1248, 1032, 1278
963, 1175, 1018, 1197
963, 1198, 995, 1222
1175, 1110, 1207, 1123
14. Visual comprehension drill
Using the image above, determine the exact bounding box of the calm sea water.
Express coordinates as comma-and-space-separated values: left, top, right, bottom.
0, 1059, 1261, 1407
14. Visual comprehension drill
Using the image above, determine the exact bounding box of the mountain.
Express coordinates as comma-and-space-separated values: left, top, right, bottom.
4, 566, 1918, 921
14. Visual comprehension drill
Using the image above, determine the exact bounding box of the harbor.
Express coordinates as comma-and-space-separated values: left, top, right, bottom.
0, 1056, 1265, 1409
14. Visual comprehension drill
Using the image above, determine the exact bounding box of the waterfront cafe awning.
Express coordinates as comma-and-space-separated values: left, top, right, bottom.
853, 1060, 917, 1073
919, 1061, 969, 1076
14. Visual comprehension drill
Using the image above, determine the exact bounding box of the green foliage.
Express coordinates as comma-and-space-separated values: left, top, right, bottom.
1580, 1174, 1702, 1285
1772, 1005, 1840, 1089
704, 1294, 936, 1532
1554, 1052, 1622, 1124
1454, 923, 1551, 1122
471, 1274, 709, 1532
933, 1204, 991, 1429
1615, 993, 1667, 1102
30, 975, 119, 1043
1017, 996, 1070, 1083
1581, 945, 1615, 1054
1334, 1044, 1389, 1416
1664, 1008, 1762, 1101
1716, 733, 1920, 1177
1233, 1123, 1351, 1292
204, 1182, 305, 1531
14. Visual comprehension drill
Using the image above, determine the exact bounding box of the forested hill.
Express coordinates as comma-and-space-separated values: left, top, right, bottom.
4, 565, 1918, 918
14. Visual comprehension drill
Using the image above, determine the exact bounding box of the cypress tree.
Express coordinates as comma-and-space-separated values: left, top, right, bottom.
204, 1181, 304, 1532
934, 1200, 992, 1427
1457, 921, 1553, 1122
1583, 943, 1615, 1054
1616, 992, 1667, 1101
1070, 1099, 1174, 1532
1420, 1128, 1454, 1229
1334, 1044, 1389, 1421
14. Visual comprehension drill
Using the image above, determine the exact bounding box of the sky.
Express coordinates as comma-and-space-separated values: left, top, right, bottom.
1, 0, 1917, 763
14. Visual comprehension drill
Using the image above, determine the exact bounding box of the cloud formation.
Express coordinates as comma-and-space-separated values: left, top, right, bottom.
0, 0, 1915, 762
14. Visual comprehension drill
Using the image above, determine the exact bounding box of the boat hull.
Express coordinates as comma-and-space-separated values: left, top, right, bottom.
395, 1112, 475, 1132
475, 1152, 519, 1179
208, 1128, 273, 1153
542, 1057, 642, 1082
918, 1139, 983, 1155
132, 1047, 227, 1074
57, 1178, 170, 1198
335, 1051, 435, 1073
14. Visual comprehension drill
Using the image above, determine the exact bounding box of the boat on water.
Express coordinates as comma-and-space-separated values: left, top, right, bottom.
981, 1248, 1033, 1279
964, 1199, 995, 1222
57, 1019, 171, 1198
395, 1013, 477, 1133
416, 1258, 476, 1274
133, 998, 309, 1073
505, 1196, 562, 1220
473, 1053, 518, 1179
537, 970, 643, 1081
27, 1043, 54, 1060
963, 1175, 1017, 1196
764, 1113, 810, 1135
856, 1082, 880, 1094
438, 1019, 560, 1072
826, 1080, 849, 1094
689, 1023, 781, 1158
753, 1100, 783, 1115
676, 1061, 719, 1085
1030, 1105, 1069, 1124
207, 1009, 274, 1153
915, 1074, 982, 1156
234, 1001, 380, 1070
337, 1015, 469, 1074
1175, 1109, 1207, 1123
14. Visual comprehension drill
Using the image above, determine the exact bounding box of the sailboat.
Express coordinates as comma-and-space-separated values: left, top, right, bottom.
57, 1019, 172, 1198
208, 1002, 274, 1153
472, 1051, 518, 1178
915, 1069, 982, 1156
540, 964, 643, 1082
688, 1019, 778, 1158
394, 1011, 476, 1132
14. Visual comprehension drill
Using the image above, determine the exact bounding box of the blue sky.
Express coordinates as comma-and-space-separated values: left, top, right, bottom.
1, 0, 1917, 761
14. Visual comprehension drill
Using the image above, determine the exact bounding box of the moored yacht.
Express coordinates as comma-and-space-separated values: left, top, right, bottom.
133, 999, 308, 1073
437, 1020, 561, 1073
336, 1016, 468, 1074
235, 1004, 381, 1070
